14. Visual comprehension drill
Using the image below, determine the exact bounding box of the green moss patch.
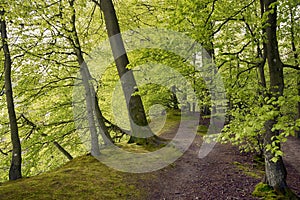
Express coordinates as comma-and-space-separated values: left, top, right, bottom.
252, 182, 279, 199
0, 155, 142, 200
233, 161, 264, 179
252, 182, 300, 200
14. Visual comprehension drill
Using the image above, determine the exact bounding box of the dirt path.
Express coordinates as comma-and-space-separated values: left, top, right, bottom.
283, 136, 300, 196
137, 119, 300, 199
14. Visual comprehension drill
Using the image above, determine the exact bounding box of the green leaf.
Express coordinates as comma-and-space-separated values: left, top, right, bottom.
271, 157, 278, 163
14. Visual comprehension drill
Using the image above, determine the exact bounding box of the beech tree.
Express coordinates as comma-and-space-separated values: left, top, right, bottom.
93, 0, 161, 144
0, 9, 22, 180
210, 0, 299, 195
66, 0, 115, 156
261, 0, 287, 193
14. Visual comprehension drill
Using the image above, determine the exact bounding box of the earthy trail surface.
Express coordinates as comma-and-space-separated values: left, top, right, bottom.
136, 118, 300, 200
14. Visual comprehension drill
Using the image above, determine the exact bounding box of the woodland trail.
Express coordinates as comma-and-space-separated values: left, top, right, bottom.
282, 136, 300, 196
137, 118, 300, 200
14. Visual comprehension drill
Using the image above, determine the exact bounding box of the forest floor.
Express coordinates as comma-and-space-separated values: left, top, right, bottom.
134, 117, 300, 200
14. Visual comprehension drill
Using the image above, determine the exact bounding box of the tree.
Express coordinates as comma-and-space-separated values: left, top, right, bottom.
66, 0, 113, 156
93, 0, 159, 144
0, 9, 22, 180
261, 0, 287, 193
187, 0, 300, 195
0, 0, 90, 180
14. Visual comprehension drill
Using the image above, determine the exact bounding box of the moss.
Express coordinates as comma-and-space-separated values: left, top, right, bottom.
0, 155, 143, 200
0, 112, 186, 200
252, 182, 276, 198
233, 161, 264, 179
252, 182, 300, 200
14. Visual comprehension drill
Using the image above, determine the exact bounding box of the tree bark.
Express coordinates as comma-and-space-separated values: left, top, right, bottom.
258, 0, 267, 90
68, 0, 112, 156
97, 0, 156, 144
0, 9, 22, 180
94, 95, 114, 144
262, 0, 288, 194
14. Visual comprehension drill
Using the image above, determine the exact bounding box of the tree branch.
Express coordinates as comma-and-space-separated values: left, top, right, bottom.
204, 0, 217, 25
53, 141, 73, 160
0, 148, 9, 156
222, 41, 252, 56
283, 64, 300, 70
212, 0, 256, 36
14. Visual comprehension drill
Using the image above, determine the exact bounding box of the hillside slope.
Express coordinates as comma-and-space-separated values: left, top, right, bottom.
0, 155, 143, 200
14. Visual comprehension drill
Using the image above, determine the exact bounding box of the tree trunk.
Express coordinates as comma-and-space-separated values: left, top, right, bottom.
170, 85, 179, 110
0, 10, 22, 180
97, 0, 156, 144
263, 121, 287, 193
94, 95, 114, 144
69, 1, 99, 156
68, 0, 112, 156
258, 0, 267, 90
262, 0, 288, 194
80, 65, 101, 156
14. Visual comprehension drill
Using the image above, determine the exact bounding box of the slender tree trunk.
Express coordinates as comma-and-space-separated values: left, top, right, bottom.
170, 86, 179, 110
94, 95, 114, 144
80, 64, 101, 156
68, 0, 112, 156
97, 0, 157, 144
0, 10, 22, 180
262, 0, 288, 194
70, 2, 99, 156
258, 0, 267, 90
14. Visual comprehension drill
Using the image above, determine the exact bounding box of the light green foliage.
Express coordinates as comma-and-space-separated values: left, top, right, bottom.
212, 0, 300, 161
0, 0, 98, 181
1, 0, 211, 182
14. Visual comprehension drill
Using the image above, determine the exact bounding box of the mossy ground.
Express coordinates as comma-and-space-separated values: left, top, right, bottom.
233, 161, 264, 180
0, 111, 183, 200
0, 155, 145, 200
253, 182, 300, 200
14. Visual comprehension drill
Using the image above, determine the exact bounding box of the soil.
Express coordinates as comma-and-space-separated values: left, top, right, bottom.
135, 117, 300, 200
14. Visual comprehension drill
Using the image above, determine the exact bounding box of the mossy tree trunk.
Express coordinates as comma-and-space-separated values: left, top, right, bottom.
261, 0, 288, 194
0, 9, 22, 180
